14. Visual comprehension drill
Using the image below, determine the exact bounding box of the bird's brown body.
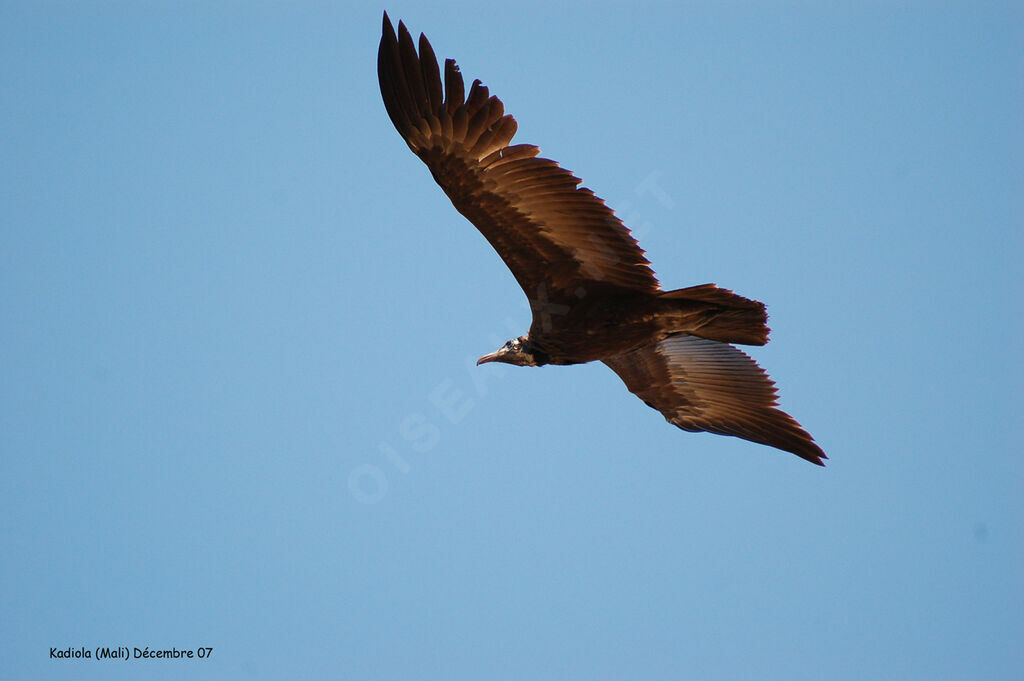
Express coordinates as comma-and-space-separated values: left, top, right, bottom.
378, 13, 826, 465
524, 285, 769, 366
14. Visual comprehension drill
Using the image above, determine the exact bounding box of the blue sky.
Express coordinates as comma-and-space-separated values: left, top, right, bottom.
2, 2, 1021, 679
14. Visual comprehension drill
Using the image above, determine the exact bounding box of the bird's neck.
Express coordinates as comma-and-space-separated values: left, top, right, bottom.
524, 339, 550, 366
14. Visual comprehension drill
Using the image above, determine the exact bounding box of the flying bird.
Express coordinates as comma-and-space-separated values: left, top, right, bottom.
377, 13, 826, 465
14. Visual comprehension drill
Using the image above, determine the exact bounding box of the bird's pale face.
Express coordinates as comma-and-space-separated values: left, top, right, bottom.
476, 336, 537, 367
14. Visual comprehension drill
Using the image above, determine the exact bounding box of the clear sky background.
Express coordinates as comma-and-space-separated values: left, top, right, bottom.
2, 2, 1021, 680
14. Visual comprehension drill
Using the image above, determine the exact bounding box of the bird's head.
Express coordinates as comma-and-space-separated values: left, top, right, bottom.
476, 336, 538, 367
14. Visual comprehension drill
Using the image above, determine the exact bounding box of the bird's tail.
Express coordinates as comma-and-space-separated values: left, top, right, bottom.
658, 284, 770, 346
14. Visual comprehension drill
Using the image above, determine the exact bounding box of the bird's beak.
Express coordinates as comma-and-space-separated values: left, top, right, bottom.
476, 350, 502, 365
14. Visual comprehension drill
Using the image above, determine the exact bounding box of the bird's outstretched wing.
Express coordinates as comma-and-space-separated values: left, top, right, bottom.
378, 13, 660, 310
603, 334, 826, 464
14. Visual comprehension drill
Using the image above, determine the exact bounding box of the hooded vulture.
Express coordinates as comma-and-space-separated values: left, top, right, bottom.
377, 13, 826, 465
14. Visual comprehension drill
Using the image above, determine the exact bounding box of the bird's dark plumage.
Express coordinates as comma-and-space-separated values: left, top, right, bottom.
378, 13, 826, 465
